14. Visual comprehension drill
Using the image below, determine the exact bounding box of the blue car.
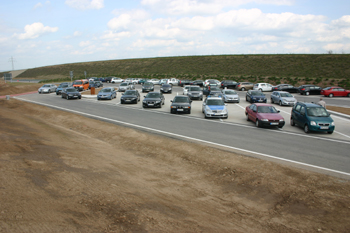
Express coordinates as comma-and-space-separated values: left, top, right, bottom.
290, 102, 335, 134
97, 87, 117, 100
56, 82, 71, 95
202, 96, 228, 119
246, 90, 267, 103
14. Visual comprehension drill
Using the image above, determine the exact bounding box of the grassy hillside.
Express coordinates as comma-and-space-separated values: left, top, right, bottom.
12, 54, 350, 88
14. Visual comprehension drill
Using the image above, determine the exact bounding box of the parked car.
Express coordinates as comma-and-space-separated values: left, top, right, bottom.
111, 77, 124, 83
120, 90, 140, 104
97, 87, 117, 100
204, 79, 220, 86
160, 84, 172, 93
202, 96, 228, 119
320, 86, 350, 98
142, 92, 165, 108
290, 102, 335, 134
178, 80, 192, 87
139, 79, 150, 84
245, 103, 285, 128
270, 91, 297, 106
272, 84, 299, 93
246, 90, 267, 103
88, 77, 99, 82
203, 85, 220, 96
159, 79, 168, 85
99, 77, 106, 82
187, 85, 203, 100
253, 83, 273, 92
73, 79, 89, 91
61, 87, 81, 100
170, 95, 192, 114
142, 82, 154, 92
183, 85, 191, 95
298, 85, 322, 95
104, 77, 113, 83
89, 81, 103, 89
118, 82, 134, 92
221, 80, 238, 89
236, 82, 254, 91
56, 83, 71, 95
38, 84, 57, 94
190, 80, 204, 87
222, 89, 240, 103
166, 78, 179, 86
148, 79, 160, 85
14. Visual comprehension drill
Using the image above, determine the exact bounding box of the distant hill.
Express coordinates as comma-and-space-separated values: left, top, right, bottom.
12, 54, 350, 88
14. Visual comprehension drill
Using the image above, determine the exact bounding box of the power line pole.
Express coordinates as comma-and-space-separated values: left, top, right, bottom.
8, 56, 15, 70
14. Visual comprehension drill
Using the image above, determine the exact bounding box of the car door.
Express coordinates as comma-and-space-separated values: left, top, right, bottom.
247, 104, 256, 121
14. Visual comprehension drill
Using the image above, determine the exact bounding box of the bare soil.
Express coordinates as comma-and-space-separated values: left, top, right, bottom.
1, 95, 350, 232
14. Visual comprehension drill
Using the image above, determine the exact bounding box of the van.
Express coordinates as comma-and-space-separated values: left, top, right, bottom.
73, 79, 89, 91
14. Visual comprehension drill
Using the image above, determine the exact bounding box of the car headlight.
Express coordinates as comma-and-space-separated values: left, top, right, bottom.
161, 88, 163, 90
143, 100, 146, 103
310, 121, 317, 126
279, 119, 284, 122
205, 106, 213, 113
261, 119, 269, 121
331, 122, 335, 126
155, 101, 160, 103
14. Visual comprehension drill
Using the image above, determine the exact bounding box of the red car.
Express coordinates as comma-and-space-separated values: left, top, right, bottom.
320, 86, 350, 98
245, 103, 285, 128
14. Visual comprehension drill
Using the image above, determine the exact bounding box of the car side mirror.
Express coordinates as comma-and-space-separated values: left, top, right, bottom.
170, 100, 173, 102
203, 103, 206, 106
122, 93, 124, 95
277, 110, 280, 113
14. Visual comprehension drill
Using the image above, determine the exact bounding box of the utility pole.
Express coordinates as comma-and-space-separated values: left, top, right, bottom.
8, 56, 15, 70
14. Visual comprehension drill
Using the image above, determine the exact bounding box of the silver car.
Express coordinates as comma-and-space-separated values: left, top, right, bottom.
271, 91, 297, 106
38, 84, 57, 94
187, 85, 203, 100
222, 89, 240, 103
118, 82, 135, 92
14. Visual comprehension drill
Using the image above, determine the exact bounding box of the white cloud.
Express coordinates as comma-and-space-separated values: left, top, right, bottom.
79, 41, 91, 47
33, 3, 43, 9
16, 22, 58, 40
65, 0, 104, 10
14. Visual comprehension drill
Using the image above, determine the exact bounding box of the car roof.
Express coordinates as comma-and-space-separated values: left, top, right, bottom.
253, 103, 273, 106
273, 91, 290, 94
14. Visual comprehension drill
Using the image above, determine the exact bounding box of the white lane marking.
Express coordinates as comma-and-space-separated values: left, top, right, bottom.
13, 97, 350, 177
236, 104, 245, 110
334, 131, 350, 139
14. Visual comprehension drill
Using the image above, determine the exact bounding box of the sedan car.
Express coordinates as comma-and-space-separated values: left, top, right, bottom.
120, 90, 140, 104
246, 90, 267, 103
142, 92, 165, 108
61, 88, 81, 100
290, 102, 334, 134
148, 79, 160, 85
245, 103, 285, 128
298, 85, 322, 95
221, 80, 238, 89
270, 91, 297, 106
202, 96, 228, 119
190, 80, 204, 87
160, 84, 172, 93
111, 77, 123, 83
320, 86, 350, 98
187, 85, 203, 100
56, 83, 71, 95
170, 95, 192, 114
38, 84, 57, 94
142, 82, 154, 92
272, 84, 299, 93
222, 89, 240, 103
118, 82, 134, 92
97, 87, 117, 100
236, 82, 254, 91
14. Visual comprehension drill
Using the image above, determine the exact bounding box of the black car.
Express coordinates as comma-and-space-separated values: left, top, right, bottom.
120, 90, 140, 104
160, 84, 172, 93
178, 80, 192, 87
190, 80, 204, 87
142, 82, 154, 93
221, 80, 238, 89
298, 85, 322, 95
61, 88, 81, 100
246, 90, 267, 103
104, 77, 112, 83
89, 81, 103, 89
142, 92, 165, 108
56, 83, 71, 95
272, 84, 298, 93
170, 95, 192, 114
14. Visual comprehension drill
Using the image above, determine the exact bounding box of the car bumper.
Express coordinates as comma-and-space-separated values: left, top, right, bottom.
309, 125, 335, 132
143, 102, 161, 108
38, 89, 50, 93
225, 99, 239, 103
260, 121, 285, 127
251, 99, 267, 103
204, 112, 228, 118
188, 96, 202, 100
98, 96, 112, 100
121, 98, 137, 103
171, 108, 191, 114
280, 102, 296, 106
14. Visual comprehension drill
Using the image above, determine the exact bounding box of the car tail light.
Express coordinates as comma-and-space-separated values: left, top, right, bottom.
301, 88, 305, 91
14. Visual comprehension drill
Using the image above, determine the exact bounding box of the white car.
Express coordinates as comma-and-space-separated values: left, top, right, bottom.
118, 82, 135, 92
111, 77, 123, 83
183, 85, 191, 95
204, 79, 220, 86
149, 79, 160, 85
253, 83, 273, 92
38, 84, 57, 94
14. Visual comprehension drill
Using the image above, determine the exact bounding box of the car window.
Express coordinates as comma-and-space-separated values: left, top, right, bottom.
257, 106, 278, 113
295, 104, 301, 112
173, 97, 189, 103
300, 106, 306, 115
207, 99, 224, 105
307, 107, 328, 117
280, 93, 292, 97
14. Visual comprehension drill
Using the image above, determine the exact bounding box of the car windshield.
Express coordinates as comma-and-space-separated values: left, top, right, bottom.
162, 84, 171, 88
307, 107, 328, 117
100, 89, 112, 93
120, 83, 127, 86
207, 99, 224, 105
89, 81, 95, 84
251, 91, 263, 96
224, 90, 237, 94
146, 93, 161, 98
125, 90, 136, 95
280, 93, 293, 97
189, 87, 201, 91
42, 84, 51, 87
73, 81, 82, 85
144, 83, 153, 86
173, 97, 189, 103
210, 87, 220, 91
59, 84, 68, 87
66, 88, 76, 92
257, 106, 278, 113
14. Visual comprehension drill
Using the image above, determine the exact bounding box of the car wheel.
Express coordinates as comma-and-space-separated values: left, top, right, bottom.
61, 95, 64, 98
328, 131, 334, 134
329, 93, 334, 98
49, 90, 51, 93
79, 96, 81, 99
347, 93, 350, 97
246, 113, 250, 121
66, 96, 69, 100
259, 88, 262, 91
241, 87, 245, 91
305, 92, 309, 96
279, 101, 282, 106
271, 98, 274, 103
255, 119, 260, 127
304, 124, 310, 133
56, 92, 59, 95
290, 117, 295, 126
188, 110, 191, 114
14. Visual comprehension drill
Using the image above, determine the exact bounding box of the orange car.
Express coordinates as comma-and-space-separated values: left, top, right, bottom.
72, 79, 89, 91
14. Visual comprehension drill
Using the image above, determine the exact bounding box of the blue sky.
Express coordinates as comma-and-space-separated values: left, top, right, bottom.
1, 0, 349, 70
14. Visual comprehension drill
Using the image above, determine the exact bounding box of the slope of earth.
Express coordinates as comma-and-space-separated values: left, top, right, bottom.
0, 98, 349, 232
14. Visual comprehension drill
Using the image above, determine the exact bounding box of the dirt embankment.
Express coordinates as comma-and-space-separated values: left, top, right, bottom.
0, 98, 350, 232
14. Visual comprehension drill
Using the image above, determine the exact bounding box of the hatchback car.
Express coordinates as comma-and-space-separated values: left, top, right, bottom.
272, 84, 298, 93
142, 82, 154, 92
290, 102, 335, 134
222, 89, 240, 103
236, 82, 254, 91
202, 97, 228, 119
56, 83, 71, 95
253, 83, 273, 92
97, 87, 117, 100
38, 84, 57, 94
142, 92, 165, 108
190, 80, 204, 87
221, 80, 238, 89
298, 85, 322, 95
160, 84, 172, 93
246, 90, 267, 103
118, 82, 134, 92
320, 86, 350, 98
111, 77, 123, 83
187, 85, 203, 100
61, 88, 81, 100
120, 90, 140, 104
245, 103, 285, 128
270, 91, 297, 106
170, 95, 192, 114
203, 85, 220, 96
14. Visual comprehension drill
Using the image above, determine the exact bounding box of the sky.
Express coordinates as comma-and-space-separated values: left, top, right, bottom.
1, 0, 350, 70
